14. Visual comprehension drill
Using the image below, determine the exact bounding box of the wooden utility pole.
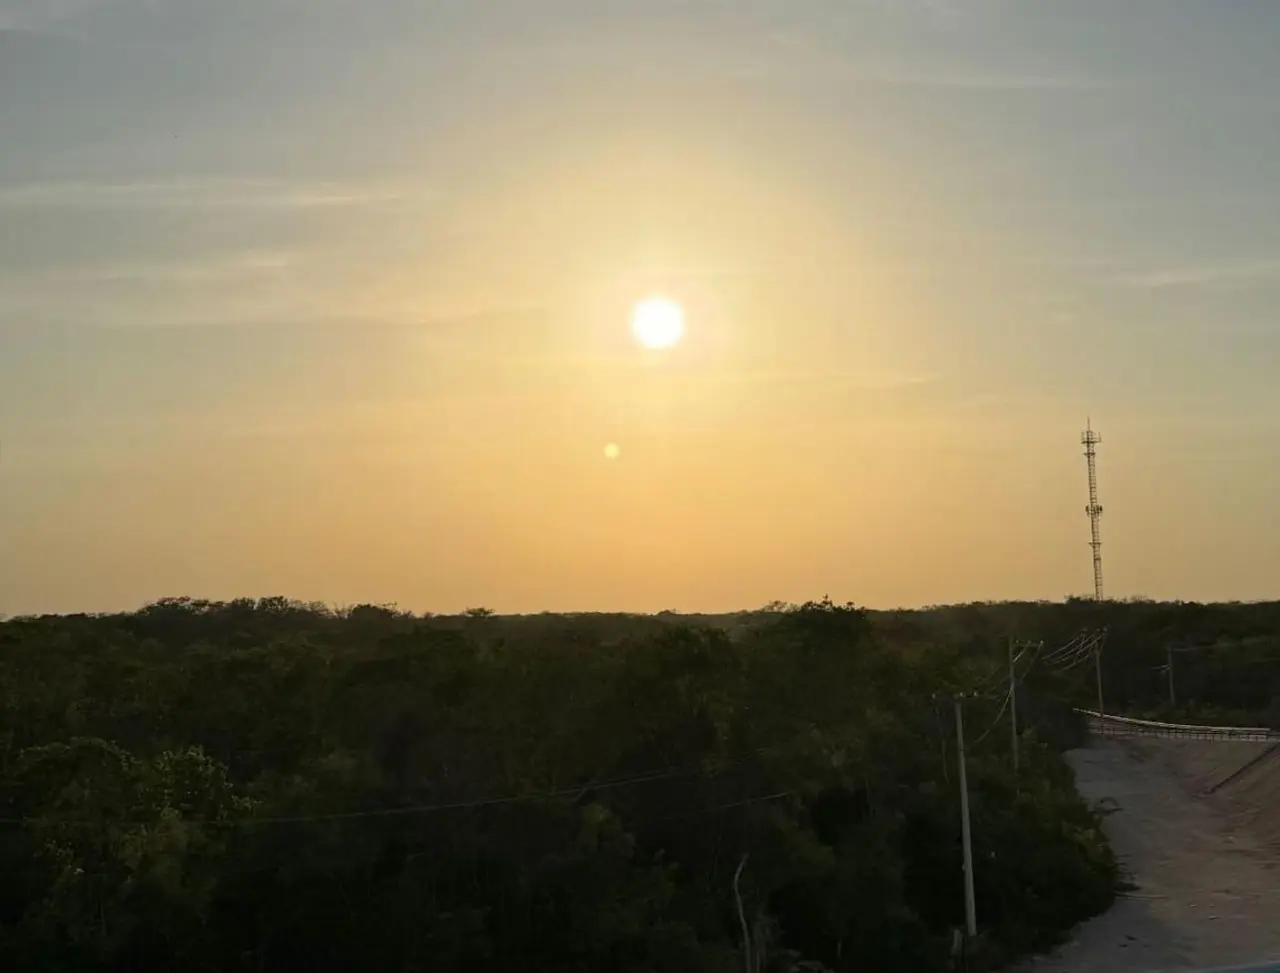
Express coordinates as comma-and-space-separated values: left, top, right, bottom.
1008, 638, 1020, 773
1166, 645, 1176, 708
955, 695, 977, 940
1094, 636, 1106, 716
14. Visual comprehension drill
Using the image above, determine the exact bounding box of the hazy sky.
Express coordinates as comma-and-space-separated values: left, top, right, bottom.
4, 0, 1280, 614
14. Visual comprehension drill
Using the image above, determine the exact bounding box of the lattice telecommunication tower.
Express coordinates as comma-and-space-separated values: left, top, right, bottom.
1082, 420, 1104, 601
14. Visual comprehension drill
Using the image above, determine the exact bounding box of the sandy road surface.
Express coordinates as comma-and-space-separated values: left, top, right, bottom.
1022, 740, 1280, 973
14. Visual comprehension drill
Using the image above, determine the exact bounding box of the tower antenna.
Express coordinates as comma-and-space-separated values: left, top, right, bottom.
1081, 419, 1104, 601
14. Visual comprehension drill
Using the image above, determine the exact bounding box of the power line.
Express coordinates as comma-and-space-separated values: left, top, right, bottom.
1044, 630, 1105, 675
1052, 643, 1098, 674
656, 791, 794, 822
0, 737, 840, 830
1013, 639, 1044, 681
969, 685, 1014, 749
1043, 631, 1095, 668
1042, 638, 1083, 667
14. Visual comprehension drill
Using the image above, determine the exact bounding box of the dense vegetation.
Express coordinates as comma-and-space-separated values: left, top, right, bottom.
0, 596, 1132, 972
868, 597, 1280, 727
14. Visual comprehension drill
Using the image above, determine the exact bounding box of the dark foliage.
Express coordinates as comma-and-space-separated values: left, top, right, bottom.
866, 597, 1280, 726
0, 596, 1122, 971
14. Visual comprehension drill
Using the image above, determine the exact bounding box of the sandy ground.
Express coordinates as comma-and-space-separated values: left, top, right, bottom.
1021, 740, 1280, 973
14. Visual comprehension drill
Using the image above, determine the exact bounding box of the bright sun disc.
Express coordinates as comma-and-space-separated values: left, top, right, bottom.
630, 297, 685, 349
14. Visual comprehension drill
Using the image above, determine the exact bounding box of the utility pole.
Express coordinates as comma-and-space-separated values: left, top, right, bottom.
1166, 645, 1176, 708
1008, 638, 1020, 773
954, 695, 978, 940
1094, 633, 1106, 716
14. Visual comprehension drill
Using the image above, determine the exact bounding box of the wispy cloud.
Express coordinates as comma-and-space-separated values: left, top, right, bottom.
761, 28, 1105, 92
80, 250, 299, 284
0, 0, 106, 32
0, 245, 322, 329
0, 177, 412, 210
848, 63, 1103, 91
0, 249, 299, 294
1121, 259, 1280, 289
701, 368, 938, 391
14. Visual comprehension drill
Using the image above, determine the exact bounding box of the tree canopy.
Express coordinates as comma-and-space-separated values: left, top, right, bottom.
0, 596, 1135, 971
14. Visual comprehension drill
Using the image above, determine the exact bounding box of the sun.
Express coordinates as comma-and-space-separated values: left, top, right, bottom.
630, 296, 685, 349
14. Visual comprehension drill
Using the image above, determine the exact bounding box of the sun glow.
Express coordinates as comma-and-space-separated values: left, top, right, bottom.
630, 297, 685, 349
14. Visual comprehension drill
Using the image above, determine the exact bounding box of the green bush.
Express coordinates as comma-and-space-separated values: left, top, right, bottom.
0, 598, 1119, 971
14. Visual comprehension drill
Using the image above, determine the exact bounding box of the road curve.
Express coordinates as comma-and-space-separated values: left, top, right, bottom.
1020, 741, 1280, 973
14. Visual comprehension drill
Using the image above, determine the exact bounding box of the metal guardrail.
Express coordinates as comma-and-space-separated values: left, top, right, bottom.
1076, 709, 1280, 743
1070, 715, 1280, 973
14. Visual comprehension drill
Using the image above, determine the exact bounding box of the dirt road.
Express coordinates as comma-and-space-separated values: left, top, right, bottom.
1022, 740, 1280, 973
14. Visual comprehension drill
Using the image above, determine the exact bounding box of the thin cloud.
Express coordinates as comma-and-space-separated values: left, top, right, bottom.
419, 304, 547, 330
0, 178, 412, 210
849, 64, 1103, 91
81, 250, 298, 284
0, 251, 322, 330
702, 368, 938, 391
761, 30, 1105, 92
0, 249, 299, 302
1121, 259, 1280, 289
0, 0, 105, 32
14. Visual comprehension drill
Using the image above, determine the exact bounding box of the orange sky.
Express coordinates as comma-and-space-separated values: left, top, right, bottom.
5, 2, 1280, 613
